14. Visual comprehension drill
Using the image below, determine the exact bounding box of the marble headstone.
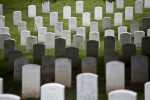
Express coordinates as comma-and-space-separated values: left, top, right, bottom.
28, 5, 36, 18
120, 32, 131, 50
116, 0, 124, 8
45, 32, 55, 49
20, 30, 30, 46
90, 22, 99, 32
135, 0, 143, 14
118, 26, 127, 41
106, 1, 114, 14
82, 12, 91, 26
18, 21, 27, 36
0, 4, 3, 15
35, 16, 43, 32
69, 17, 77, 32
50, 12, 58, 26
73, 34, 84, 51
76, 27, 86, 41
103, 17, 111, 31
95, 7, 102, 20
76, 1, 83, 14
38, 27, 47, 42
0, 33, 11, 50
55, 22, 63, 36
63, 6, 71, 19
42, 1, 50, 13
134, 31, 145, 47
26, 36, 37, 53
125, 7, 133, 20
114, 13, 122, 26
130, 22, 139, 37
13, 11, 22, 25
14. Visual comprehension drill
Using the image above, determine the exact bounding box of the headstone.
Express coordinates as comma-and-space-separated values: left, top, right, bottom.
55, 38, 66, 58
104, 51, 119, 64
55, 58, 72, 88
0, 94, 21, 100
42, 56, 55, 83
145, 82, 150, 100
106, 61, 125, 93
61, 30, 71, 46
0, 78, 3, 94
33, 44, 45, 63
22, 64, 41, 99
38, 27, 47, 42
104, 36, 116, 52
122, 44, 136, 65
130, 22, 139, 37
82, 12, 91, 26
26, 36, 37, 53
95, 7, 102, 20
118, 26, 127, 41
35, 16, 43, 32
50, 12, 58, 26
13, 11, 22, 25
108, 90, 137, 100
28, 5, 36, 18
73, 34, 84, 51
82, 57, 97, 74
69, 17, 77, 32
20, 30, 30, 46
147, 29, 150, 36
103, 17, 111, 31
87, 40, 99, 58
65, 47, 79, 70
14, 58, 29, 82
125, 7, 133, 20
106, 1, 114, 14
142, 17, 150, 33
8, 50, 22, 71
41, 83, 65, 100
42, 1, 50, 13
135, 0, 143, 14
0, 4, 3, 15
114, 13, 122, 26
0, 15, 5, 28
63, 6, 71, 19
0, 27, 9, 34
76, 27, 86, 41
90, 22, 99, 32
142, 36, 150, 55
134, 31, 145, 47
89, 32, 100, 43
76, 1, 83, 14
4, 39, 16, 59
116, 0, 124, 8
0, 33, 11, 50
18, 21, 27, 36
55, 22, 63, 36
77, 73, 98, 100
144, 0, 150, 8
120, 32, 131, 50
45, 32, 55, 49
105, 30, 115, 36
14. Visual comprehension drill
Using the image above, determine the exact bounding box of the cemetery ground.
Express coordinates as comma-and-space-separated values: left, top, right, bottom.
0, 0, 149, 100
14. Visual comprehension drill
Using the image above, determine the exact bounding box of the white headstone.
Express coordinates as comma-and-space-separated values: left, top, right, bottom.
61, 30, 71, 46
76, 1, 83, 14
50, 12, 58, 26
42, 1, 50, 13
114, 13, 123, 26
0, 15, 5, 28
103, 17, 111, 31
89, 32, 100, 42
13, 11, 22, 25
105, 30, 115, 36
38, 27, 47, 42
55, 22, 63, 36
144, 0, 150, 8
82, 12, 91, 26
0, 4, 3, 15
120, 32, 131, 50
28, 5, 36, 18
90, 22, 99, 32
63, 6, 71, 19
45, 32, 55, 49
0, 33, 11, 50
145, 82, 150, 100
20, 30, 30, 46
0, 78, 3, 94
125, 7, 133, 20
35, 16, 43, 32
134, 31, 145, 47
106, 1, 114, 14
0, 94, 21, 100
118, 26, 127, 41
0, 27, 9, 34
135, 0, 143, 14
147, 29, 150, 36
116, 0, 124, 8
18, 21, 27, 36
76, 27, 86, 41
73, 34, 84, 50
26, 36, 37, 53
69, 17, 77, 32
95, 7, 102, 20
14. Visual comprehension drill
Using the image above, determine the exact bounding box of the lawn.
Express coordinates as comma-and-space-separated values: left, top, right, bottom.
0, 0, 148, 100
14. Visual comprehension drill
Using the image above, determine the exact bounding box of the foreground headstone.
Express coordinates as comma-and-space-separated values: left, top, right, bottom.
38, 27, 47, 42
105, 30, 115, 36
69, 17, 77, 32
20, 30, 30, 46
0, 4, 3, 15
73, 34, 84, 51
118, 26, 127, 41
116, 0, 124, 8
0, 78, 3, 94
125, 7, 133, 20
142, 17, 150, 33
104, 36, 116, 52
0, 33, 11, 50
104, 51, 119, 64
63, 6, 71, 19
26, 36, 37, 53
28, 5, 36, 18
89, 32, 100, 43
76, 27, 86, 41
103, 17, 111, 31
0, 15, 5, 28
77, 73, 98, 100
50, 12, 58, 26
95, 7, 102, 20
55, 22, 63, 36
22, 64, 41, 99
135, 0, 143, 14
0, 27, 9, 34
61, 30, 71, 46
120, 32, 131, 50
144, 0, 150, 8
106, 1, 114, 14
42, 1, 50, 13
114, 13, 122, 26
134, 31, 145, 47
142, 36, 150, 55
35, 16, 43, 32
108, 90, 137, 100
90, 22, 99, 32
41, 83, 65, 100
55, 58, 72, 88
82, 12, 91, 26
76, 1, 83, 14
0, 94, 21, 100
13, 11, 22, 25
18, 21, 27, 36
106, 61, 125, 93
45, 32, 55, 49
130, 22, 139, 37
145, 82, 150, 100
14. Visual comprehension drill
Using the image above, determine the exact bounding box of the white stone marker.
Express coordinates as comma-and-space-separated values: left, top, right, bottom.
18, 21, 27, 36
38, 27, 47, 42
26, 36, 37, 53
106, 61, 125, 93
61, 30, 71, 46
90, 22, 99, 32
69, 17, 77, 32
95, 7, 102, 20
55, 22, 63, 36
134, 31, 145, 47
77, 73, 98, 100
145, 82, 150, 100
28, 5, 36, 18
41, 83, 65, 100
13, 11, 22, 25
120, 32, 131, 50
0, 94, 21, 100
108, 90, 137, 100
82, 12, 91, 26
89, 32, 100, 42
76, 27, 86, 41
118, 26, 127, 41
76, 1, 84, 14
63, 6, 71, 19
0, 33, 11, 50
50, 12, 58, 26
125, 7, 133, 20
106, 1, 114, 14
20, 30, 30, 46
0, 15, 5, 28
135, 0, 143, 14
116, 0, 124, 8
22, 64, 41, 99
147, 29, 150, 36
0, 27, 9, 34
73, 34, 84, 51
45, 32, 55, 49
144, 0, 150, 8
0, 78, 3, 94
42, 1, 50, 13
103, 17, 111, 31
105, 30, 115, 36
114, 13, 123, 26
55, 58, 72, 88
35, 16, 43, 32
0, 4, 3, 15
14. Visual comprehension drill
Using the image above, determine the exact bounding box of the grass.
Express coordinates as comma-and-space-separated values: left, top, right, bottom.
0, 0, 149, 99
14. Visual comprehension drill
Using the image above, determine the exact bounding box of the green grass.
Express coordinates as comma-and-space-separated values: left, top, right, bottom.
0, 0, 149, 99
